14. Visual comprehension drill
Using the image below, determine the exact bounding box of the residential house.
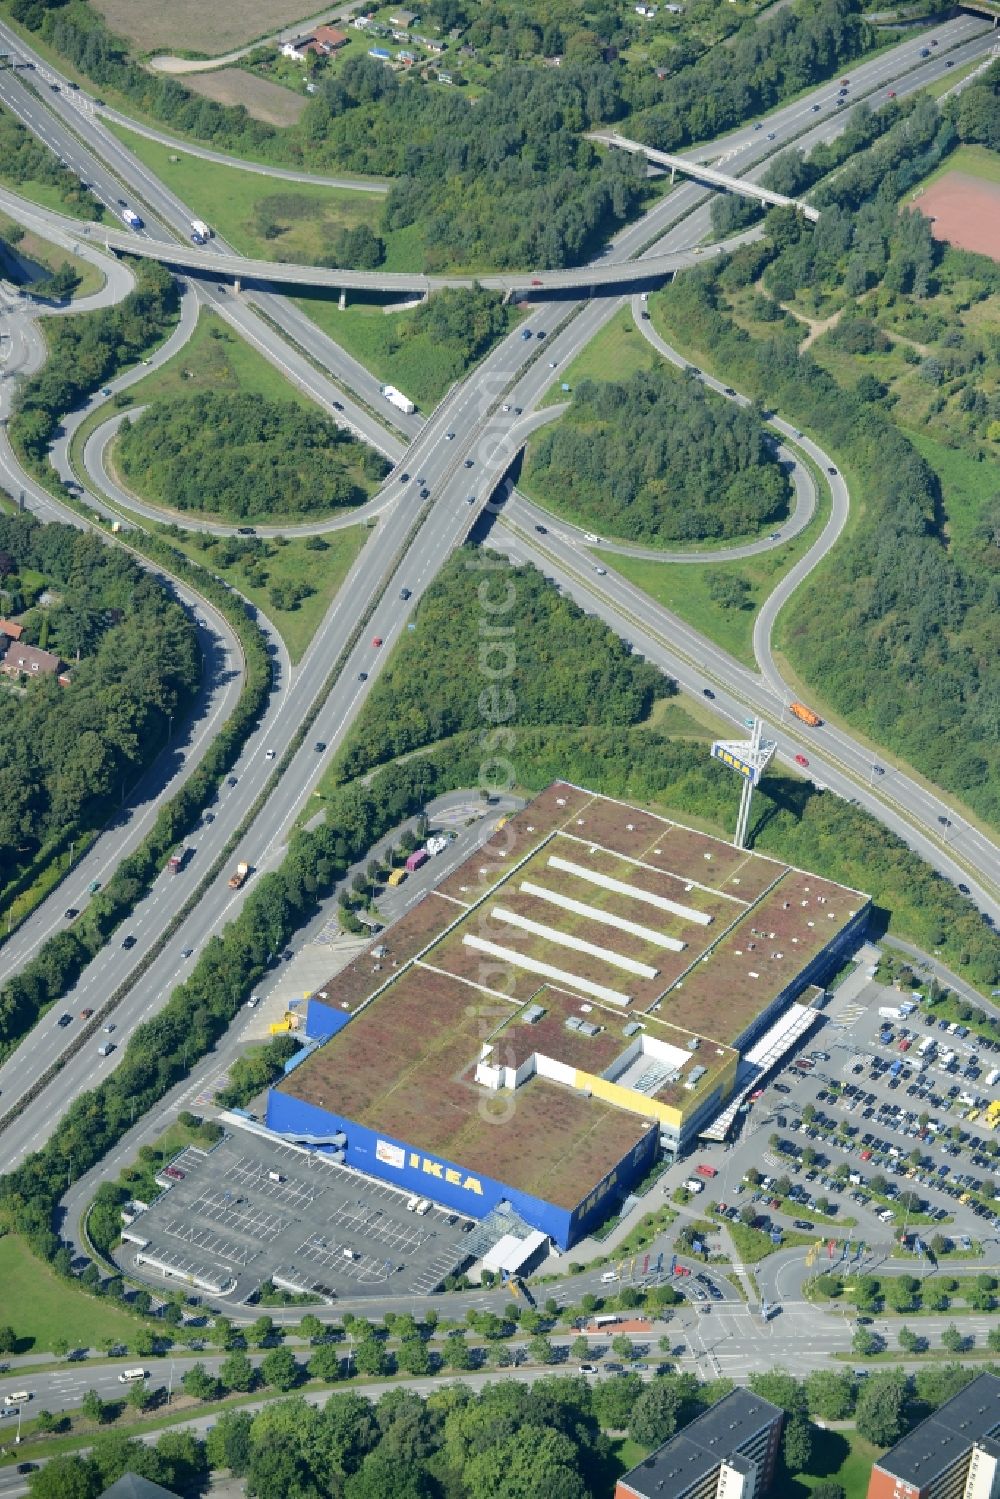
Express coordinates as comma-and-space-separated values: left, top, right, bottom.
312, 24, 348, 50
389, 8, 418, 25
0, 619, 24, 641
0, 636, 65, 681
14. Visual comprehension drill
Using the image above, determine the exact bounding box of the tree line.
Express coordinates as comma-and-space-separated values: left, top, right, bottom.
11, 260, 178, 460
654, 144, 1000, 834
0, 101, 100, 219
331, 547, 673, 782
116, 390, 381, 522
0, 514, 199, 936
7, 0, 882, 273
526, 365, 790, 543
25, 1357, 998, 1499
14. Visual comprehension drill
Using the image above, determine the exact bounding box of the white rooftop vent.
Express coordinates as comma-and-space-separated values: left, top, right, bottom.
704, 853, 712, 860
626, 823, 635, 831
749, 970, 760, 978
556, 797, 566, 804
623, 1021, 642, 1037
580, 1002, 593, 1012
732, 877, 741, 885
807, 920, 815, 928
576, 819, 584, 825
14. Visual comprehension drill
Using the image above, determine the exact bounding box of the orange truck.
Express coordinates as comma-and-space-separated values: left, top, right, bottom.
789, 702, 822, 727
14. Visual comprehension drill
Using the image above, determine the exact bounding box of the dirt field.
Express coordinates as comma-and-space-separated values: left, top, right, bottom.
182, 69, 306, 126
90, 0, 330, 54
911, 172, 1000, 263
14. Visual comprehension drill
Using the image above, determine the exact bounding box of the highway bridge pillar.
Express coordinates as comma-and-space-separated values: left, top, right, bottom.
339, 288, 347, 310
670, 166, 676, 184
234, 278, 241, 294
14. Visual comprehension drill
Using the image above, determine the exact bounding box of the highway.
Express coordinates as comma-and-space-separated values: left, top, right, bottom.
0, 8, 996, 1243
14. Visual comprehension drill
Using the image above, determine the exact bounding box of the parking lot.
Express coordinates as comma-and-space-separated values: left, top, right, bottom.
119, 1128, 478, 1303
676, 969, 1000, 1245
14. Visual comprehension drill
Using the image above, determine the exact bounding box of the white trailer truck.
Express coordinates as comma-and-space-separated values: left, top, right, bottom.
381, 383, 416, 415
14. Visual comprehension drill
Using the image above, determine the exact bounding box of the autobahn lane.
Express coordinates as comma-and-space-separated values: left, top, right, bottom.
1, 18, 991, 295
0, 299, 258, 975
0, 298, 563, 1168
0, 67, 416, 454
2, 22, 997, 1166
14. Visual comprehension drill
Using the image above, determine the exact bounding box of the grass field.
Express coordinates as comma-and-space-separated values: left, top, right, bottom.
539, 306, 660, 406
99, 306, 320, 412
181, 67, 306, 126
595, 481, 827, 670
0, 212, 104, 299
924, 57, 985, 99
794, 1428, 882, 1499
89, 0, 328, 56
292, 292, 519, 410
65, 309, 374, 661
164, 525, 370, 663
0, 1235, 141, 1354
911, 143, 1000, 192
107, 123, 388, 264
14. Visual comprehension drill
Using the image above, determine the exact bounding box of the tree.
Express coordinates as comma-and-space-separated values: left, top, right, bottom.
940, 1324, 965, 1354
855, 1373, 909, 1446
344, 1446, 433, 1499
307, 1342, 344, 1382
354, 1339, 389, 1377
527, 1335, 555, 1365
897, 1325, 921, 1354
127, 1380, 151, 1411
21, 1454, 99, 1499
630, 1381, 681, 1446
205, 1410, 253, 1478
570, 1335, 590, 1361
220, 1350, 256, 1393
396, 1338, 431, 1376
805, 1369, 854, 1420
250, 1314, 277, 1347
853, 1326, 879, 1358
260, 1347, 299, 1391
783, 1413, 814, 1472
812, 1485, 846, 1499
749, 1371, 806, 1415
611, 1334, 635, 1360
81, 1389, 107, 1424
181, 1362, 221, 1401
0, 1325, 17, 1353
299, 1314, 323, 1344
987, 1326, 1000, 1353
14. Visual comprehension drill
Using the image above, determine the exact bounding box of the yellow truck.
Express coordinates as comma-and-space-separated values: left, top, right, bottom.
387, 867, 407, 887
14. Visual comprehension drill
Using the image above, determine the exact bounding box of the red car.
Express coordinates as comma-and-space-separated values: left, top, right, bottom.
749, 1088, 765, 1102
371, 636, 383, 647
80, 1008, 94, 1020
695, 1163, 718, 1179
531, 278, 543, 287
795, 753, 809, 767
888, 90, 896, 98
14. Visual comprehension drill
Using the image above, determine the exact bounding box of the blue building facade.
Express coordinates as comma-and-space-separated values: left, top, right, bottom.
264, 1087, 658, 1249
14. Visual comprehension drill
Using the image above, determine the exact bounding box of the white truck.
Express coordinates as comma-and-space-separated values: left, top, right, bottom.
381, 383, 416, 415
121, 207, 143, 229
190, 218, 212, 241
878, 1006, 903, 1020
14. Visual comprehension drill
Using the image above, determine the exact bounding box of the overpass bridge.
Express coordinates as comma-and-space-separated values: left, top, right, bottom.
0, 184, 763, 298
589, 132, 822, 223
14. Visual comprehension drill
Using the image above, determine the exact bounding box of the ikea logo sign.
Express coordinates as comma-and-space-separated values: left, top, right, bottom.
376, 1138, 483, 1195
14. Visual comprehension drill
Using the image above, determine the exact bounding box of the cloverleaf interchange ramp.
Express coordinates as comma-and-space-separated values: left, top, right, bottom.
0, 16, 998, 1190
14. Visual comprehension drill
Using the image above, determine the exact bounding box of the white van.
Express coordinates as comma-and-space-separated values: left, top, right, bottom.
414, 1198, 432, 1216
684, 1178, 705, 1194
405, 1194, 420, 1212
118, 1368, 146, 1384
600, 1270, 618, 1284
3, 1392, 29, 1406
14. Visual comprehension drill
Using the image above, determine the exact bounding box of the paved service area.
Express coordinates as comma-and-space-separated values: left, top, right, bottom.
118, 1129, 478, 1303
